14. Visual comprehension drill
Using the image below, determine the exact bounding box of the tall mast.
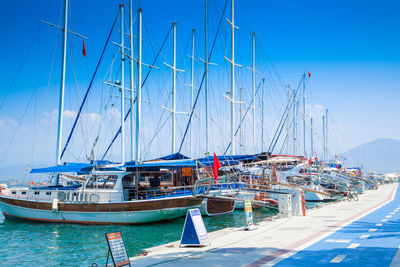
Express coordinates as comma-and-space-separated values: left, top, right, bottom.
120, 4, 126, 164
261, 78, 265, 152
325, 109, 328, 161
322, 115, 326, 161
239, 87, 243, 154
135, 8, 142, 162
205, 0, 209, 155
129, 0, 135, 161
303, 73, 306, 156
292, 87, 296, 155
172, 22, 177, 153
54, 0, 68, 185
251, 32, 256, 153
229, 0, 236, 155
55, 0, 68, 168
190, 29, 195, 157
286, 85, 290, 154
310, 118, 314, 157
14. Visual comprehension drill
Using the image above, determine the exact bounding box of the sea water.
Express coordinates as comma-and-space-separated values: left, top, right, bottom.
0, 208, 277, 266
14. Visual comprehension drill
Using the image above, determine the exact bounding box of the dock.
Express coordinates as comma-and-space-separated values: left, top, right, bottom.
130, 183, 400, 266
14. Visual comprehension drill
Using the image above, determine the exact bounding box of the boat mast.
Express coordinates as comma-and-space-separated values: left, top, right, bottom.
286, 85, 290, 154
303, 73, 306, 157
239, 87, 243, 154
129, 0, 135, 161
135, 8, 142, 163
310, 118, 314, 157
172, 22, 177, 153
54, 0, 68, 185
205, 0, 209, 155
322, 114, 326, 161
55, 0, 68, 168
120, 4, 126, 164
261, 78, 265, 152
251, 32, 256, 153
292, 86, 296, 155
190, 29, 195, 158
228, 0, 237, 155
325, 108, 328, 161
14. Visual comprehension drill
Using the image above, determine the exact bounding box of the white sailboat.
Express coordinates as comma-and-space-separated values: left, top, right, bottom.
0, 0, 203, 224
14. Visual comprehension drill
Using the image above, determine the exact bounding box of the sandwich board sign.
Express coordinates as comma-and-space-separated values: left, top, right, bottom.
105, 232, 131, 267
180, 208, 210, 247
244, 199, 254, 230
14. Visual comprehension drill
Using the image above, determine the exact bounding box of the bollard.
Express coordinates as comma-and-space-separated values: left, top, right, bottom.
278, 193, 292, 218
301, 191, 306, 216
290, 189, 302, 216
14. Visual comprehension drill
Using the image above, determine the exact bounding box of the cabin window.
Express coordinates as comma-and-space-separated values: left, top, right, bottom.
11, 191, 16, 195
46, 192, 51, 196
21, 191, 26, 195
34, 192, 40, 195
86, 175, 117, 189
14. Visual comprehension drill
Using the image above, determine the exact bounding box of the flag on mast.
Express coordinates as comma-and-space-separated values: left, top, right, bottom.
212, 153, 222, 181
82, 40, 87, 57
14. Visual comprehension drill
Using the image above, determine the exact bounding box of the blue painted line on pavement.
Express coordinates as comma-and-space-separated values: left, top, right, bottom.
275, 186, 400, 267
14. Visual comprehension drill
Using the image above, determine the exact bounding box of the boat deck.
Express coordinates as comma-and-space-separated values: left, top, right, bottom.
130, 183, 399, 266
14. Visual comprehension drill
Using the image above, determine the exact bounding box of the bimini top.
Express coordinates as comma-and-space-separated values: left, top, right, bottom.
122, 158, 239, 171
30, 162, 94, 174
30, 161, 122, 174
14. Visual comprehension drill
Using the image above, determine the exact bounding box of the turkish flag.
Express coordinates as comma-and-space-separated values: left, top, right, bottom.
212, 153, 222, 181
82, 40, 87, 57
308, 71, 311, 77
308, 158, 312, 164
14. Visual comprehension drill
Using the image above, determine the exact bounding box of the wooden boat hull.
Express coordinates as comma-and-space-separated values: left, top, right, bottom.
0, 195, 202, 224
200, 197, 235, 216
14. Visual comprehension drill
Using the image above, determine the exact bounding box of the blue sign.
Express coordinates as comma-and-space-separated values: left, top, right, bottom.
180, 208, 210, 247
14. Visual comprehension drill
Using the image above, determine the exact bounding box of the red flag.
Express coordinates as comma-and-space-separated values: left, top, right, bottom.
335, 154, 338, 158
315, 156, 318, 162
308, 158, 312, 164
308, 71, 311, 78
212, 153, 222, 181
82, 40, 87, 57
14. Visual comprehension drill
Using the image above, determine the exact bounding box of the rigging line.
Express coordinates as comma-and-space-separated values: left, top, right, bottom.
177, 0, 229, 153
101, 25, 173, 160
60, 11, 119, 160
268, 79, 302, 153
223, 81, 262, 155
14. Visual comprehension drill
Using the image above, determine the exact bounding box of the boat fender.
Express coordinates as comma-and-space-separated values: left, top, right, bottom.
38, 182, 47, 187
28, 181, 37, 188
52, 198, 59, 212
0, 184, 2, 193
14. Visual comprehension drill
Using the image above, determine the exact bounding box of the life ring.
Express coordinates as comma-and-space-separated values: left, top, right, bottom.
28, 181, 37, 188
38, 182, 47, 187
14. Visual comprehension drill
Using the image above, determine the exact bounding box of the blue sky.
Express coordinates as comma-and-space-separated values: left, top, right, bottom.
0, 0, 399, 174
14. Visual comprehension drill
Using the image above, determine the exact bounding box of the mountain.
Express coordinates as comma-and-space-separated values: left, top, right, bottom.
340, 138, 400, 173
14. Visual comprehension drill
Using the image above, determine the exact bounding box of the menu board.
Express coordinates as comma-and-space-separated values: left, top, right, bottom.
244, 199, 253, 227
105, 232, 130, 267
180, 208, 210, 246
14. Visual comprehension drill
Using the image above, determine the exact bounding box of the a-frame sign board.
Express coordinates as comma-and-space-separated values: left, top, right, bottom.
105, 231, 131, 267
180, 208, 210, 247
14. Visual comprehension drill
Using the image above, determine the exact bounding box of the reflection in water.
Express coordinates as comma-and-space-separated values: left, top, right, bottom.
0, 208, 277, 265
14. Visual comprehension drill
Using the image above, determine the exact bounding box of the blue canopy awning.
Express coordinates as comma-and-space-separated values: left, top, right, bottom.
154, 153, 190, 161
30, 163, 94, 174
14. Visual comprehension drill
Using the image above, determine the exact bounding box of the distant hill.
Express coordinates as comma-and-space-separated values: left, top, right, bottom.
340, 138, 400, 172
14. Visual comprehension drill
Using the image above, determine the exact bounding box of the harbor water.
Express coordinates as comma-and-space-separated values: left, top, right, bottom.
0, 207, 278, 266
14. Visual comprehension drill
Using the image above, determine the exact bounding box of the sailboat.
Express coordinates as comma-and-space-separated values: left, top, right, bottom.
0, 1, 204, 224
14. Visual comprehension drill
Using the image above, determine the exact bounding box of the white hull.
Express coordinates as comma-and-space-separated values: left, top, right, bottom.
0, 201, 194, 224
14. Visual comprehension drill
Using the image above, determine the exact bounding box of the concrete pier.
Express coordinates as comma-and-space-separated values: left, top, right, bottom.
131, 183, 399, 266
